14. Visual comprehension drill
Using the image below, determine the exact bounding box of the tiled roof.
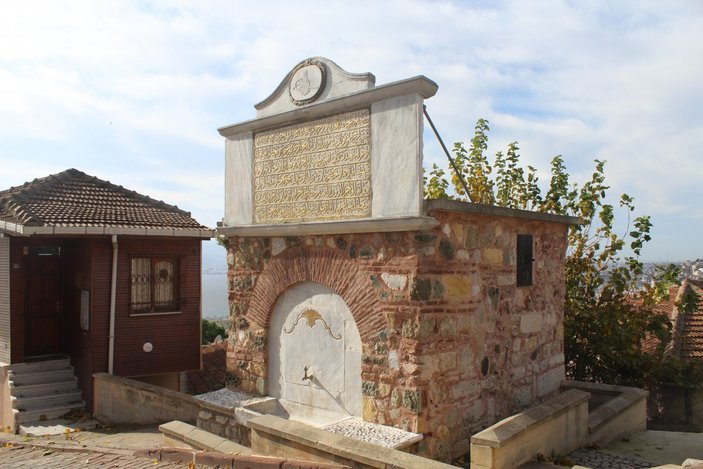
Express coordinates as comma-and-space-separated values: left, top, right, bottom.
0, 168, 210, 231
643, 280, 703, 361
679, 280, 703, 360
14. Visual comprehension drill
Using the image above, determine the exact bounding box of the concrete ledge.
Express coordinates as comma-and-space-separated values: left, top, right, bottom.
426, 199, 582, 226
249, 414, 456, 469
217, 215, 439, 237
561, 381, 648, 446
157, 420, 351, 469
218, 75, 438, 137
93, 373, 200, 425
470, 389, 590, 469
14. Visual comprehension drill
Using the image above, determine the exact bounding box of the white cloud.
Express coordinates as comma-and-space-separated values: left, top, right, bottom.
1, 0, 701, 260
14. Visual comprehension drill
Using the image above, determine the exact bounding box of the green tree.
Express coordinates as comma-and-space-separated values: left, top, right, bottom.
425, 119, 701, 389
202, 319, 228, 345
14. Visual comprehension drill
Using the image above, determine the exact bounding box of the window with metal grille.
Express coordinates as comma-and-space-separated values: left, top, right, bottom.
130, 257, 180, 314
516, 234, 533, 287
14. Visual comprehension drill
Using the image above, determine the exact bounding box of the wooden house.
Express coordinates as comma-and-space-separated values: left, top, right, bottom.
0, 169, 212, 430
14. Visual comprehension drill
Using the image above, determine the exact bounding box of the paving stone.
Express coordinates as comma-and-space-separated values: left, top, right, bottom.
0, 443, 207, 468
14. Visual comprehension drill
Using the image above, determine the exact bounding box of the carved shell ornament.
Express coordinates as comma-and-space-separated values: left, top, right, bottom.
288, 60, 326, 106
283, 308, 342, 340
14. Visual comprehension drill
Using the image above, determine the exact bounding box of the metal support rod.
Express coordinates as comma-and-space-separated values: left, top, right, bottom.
423, 105, 473, 202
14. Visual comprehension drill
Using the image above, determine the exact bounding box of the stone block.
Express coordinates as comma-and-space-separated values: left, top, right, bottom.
419, 316, 436, 338
482, 248, 503, 266
363, 396, 378, 421
512, 384, 533, 408
438, 351, 457, 372
362, 381, 379, 396
456, 248, 471, 261
549, 353, 565, 367
439, 239, 455, 260
419, 246, 435, 256
410, 278, 432, 301
215, 415, 228, 425
520, 313, 543, 334
436, 424, 450, 440
537, 366, 564, 397
452, 380, 479, 400
470, 444, 494, 467
388, 350, 399, 370
458, 347, 474, 373
497, 274, 515, 286
466, 226, 479, 249
381, 273, 408, 291
438, 317, 456, 336
442, 275, 473, 300
403, 389, 422, 413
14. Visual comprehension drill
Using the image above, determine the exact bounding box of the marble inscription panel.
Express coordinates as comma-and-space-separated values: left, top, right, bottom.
253, 109, 371, 223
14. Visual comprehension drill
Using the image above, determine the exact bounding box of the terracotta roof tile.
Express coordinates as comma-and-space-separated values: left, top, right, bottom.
680, 281, 703, 360
0, 168, 210, 231
644, 280, 703, 361
641, 285, 679, 354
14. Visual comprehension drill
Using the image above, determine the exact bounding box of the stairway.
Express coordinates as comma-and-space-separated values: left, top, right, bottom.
8, 356, 86, 429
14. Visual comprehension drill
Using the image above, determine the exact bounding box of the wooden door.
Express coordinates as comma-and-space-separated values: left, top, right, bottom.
25, 245, 63, 356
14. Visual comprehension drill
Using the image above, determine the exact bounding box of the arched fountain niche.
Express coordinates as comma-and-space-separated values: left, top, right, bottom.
268, 281, 362, 426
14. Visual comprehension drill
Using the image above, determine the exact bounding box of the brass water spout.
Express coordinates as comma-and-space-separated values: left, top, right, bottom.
302, 366, 313, 382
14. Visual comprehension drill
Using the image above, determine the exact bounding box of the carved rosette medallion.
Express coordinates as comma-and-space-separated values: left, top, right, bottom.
253, 109, 371, 224
289, 60, 326, 106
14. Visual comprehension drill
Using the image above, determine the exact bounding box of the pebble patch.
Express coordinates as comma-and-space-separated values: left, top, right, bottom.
323, 418, 422, 449
194, 388, 262, 408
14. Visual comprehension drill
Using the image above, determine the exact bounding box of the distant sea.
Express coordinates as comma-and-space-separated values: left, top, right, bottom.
202, 273, 228, 319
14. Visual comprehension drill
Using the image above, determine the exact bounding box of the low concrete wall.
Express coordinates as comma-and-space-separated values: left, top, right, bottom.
248, 414, 456, 469
196, 398, 251, 446
649, 384, 703, 432
470, 389, 590, 469
93, 373, 200, 425
0, 364, 15, 433
562, 380, 648, 446
160, 420, 253, 454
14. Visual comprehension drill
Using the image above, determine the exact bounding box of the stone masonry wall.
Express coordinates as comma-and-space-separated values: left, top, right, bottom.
224, 208, 568, 460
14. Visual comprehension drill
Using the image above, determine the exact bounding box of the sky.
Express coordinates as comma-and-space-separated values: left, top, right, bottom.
1, 0, 702, 265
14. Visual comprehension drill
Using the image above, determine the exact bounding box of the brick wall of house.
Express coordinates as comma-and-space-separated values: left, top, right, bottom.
224, 208, 569, 460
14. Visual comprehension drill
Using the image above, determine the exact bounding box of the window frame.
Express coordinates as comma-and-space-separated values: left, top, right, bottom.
129, 255, 181, 316
516, 234, 534, 287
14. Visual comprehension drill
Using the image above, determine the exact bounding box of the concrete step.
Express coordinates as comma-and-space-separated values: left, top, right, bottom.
9, 368, 76, 386
13, 391, 84, 412
10, 378, 79, 398
9, 357, 71, 374
15, 403, 86, 425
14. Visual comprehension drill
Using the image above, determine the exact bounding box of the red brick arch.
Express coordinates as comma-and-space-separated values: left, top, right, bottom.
246, 246, 383, 341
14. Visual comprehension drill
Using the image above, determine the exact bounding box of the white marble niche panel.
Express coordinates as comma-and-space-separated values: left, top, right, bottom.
268, 282, 362, 424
